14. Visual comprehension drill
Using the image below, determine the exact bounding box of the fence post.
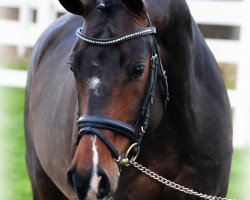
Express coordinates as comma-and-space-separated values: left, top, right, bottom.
18, 2, 32, 57
37, 0, 56, 32
233, 0, 250, 147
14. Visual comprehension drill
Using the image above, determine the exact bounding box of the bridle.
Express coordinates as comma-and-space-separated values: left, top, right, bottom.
75, 14, 169, 167
73, 15, 236, 200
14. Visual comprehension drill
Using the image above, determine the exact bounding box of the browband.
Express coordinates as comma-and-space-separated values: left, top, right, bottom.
76, 27, 156, 45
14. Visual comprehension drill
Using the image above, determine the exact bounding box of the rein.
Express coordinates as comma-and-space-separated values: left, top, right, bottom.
128, 159, 235, 200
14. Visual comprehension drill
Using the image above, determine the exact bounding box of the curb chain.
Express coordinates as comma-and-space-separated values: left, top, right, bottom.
129, 160, 235, 200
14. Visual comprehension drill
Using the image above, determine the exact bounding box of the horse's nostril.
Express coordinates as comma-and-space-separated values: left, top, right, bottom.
67, 166, 111, 199
67, 166, 76, 188
97, 167, 111, 198
67, 166, 92, 200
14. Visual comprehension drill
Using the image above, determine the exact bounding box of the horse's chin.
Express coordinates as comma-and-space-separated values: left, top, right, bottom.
100, 195, 116, 200
84, 192, 116, 200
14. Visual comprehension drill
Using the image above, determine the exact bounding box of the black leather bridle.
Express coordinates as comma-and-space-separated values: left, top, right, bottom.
75, 14, 169, 166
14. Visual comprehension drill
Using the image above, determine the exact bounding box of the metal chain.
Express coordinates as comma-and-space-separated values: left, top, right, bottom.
129, 160, 236, 200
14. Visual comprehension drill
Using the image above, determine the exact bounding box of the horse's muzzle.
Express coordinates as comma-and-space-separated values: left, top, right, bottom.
67, 165, 111, 199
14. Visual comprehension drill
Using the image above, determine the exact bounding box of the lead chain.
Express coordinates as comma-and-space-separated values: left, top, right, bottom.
129, 160, 236, 200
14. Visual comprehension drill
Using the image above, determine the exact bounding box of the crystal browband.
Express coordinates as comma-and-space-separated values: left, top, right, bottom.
76, 27, 156, 45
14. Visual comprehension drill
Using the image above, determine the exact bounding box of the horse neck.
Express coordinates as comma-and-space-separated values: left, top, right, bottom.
142, 3, 227, 151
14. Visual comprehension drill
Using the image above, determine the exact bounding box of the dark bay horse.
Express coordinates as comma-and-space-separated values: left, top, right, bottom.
25, 0, 233, 199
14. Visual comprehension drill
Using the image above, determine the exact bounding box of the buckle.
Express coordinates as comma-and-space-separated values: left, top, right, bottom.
120, 143, 140, 167
151, 54, 158, 61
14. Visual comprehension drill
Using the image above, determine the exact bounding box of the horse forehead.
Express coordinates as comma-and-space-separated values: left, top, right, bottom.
84, 9, 142, 36
88, 77, 101, 89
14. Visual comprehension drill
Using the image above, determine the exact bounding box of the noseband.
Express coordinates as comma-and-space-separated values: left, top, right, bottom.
75, 15, 169, 166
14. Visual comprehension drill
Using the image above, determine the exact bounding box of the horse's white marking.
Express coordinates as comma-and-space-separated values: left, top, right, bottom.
92, 136, 99, 174
90, 175, 102, 194
92, 61, 99, 67
88, 77, 101, 96
88, 136, 99, 195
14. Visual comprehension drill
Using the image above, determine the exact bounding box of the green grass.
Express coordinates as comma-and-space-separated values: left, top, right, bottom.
0, 87, 32, 200
0, 87, 249, 200
0, 60, 28, 70
227, 147, 250, 199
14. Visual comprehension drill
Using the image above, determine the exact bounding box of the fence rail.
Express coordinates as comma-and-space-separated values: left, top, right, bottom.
0, 69, 27, 88
188, 0, 243, 26
0, 0, 249, 146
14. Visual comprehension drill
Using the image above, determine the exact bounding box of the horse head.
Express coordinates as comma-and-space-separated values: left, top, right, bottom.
59, 0, 167, 199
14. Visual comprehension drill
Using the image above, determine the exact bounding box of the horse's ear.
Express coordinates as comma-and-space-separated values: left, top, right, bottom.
58, 0, 90, 16
121, 0, 144, 13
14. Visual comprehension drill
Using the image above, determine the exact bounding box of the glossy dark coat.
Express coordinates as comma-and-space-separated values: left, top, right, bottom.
25, 0, 233, 199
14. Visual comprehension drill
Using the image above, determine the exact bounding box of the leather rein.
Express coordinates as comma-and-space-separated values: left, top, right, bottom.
75, 15, 169, 167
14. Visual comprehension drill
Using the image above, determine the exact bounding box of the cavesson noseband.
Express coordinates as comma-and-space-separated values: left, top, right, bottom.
75, 15, 169, 167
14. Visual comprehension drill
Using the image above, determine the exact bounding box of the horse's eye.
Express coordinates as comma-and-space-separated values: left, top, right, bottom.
131, 65, 144, 78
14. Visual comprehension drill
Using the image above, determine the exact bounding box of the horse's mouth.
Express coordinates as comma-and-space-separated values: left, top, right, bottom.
76, 194, 115, 200
75, 188, 115, 200
97, 194, 115, 200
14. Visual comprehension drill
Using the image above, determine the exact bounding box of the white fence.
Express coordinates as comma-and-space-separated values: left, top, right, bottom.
188, 0, 250, 147
0, 68, 27, 88
0, 0, 65, 56
0, 0, 250, 147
